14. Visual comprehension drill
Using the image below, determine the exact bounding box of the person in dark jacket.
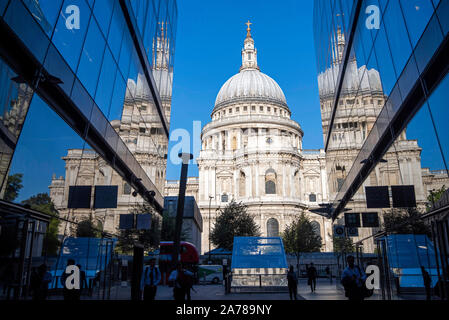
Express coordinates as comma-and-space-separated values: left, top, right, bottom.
307, 263, 318, 292
76, 264, 88, 295
287, 265, 298, 300
140, 259, 161, 301
341, 255, 367, 301
421, 266, 432, 300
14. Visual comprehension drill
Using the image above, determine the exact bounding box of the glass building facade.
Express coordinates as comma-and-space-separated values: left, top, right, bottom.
0, 0, 177, 300
314, 0, 449, 299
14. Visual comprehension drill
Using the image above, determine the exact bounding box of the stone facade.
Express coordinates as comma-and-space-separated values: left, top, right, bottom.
192, 26, 333, 254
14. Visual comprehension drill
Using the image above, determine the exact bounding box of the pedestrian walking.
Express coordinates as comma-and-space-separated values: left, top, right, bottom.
140, 258, 161, 301
307, 262, 318, 292
32, 264, 52, 300
421, 266, 432, 301
325, 266, 332, 284
341, 255, 367, 301
76, 264, 88, 296
168, 263, 193, 301
287, 265, 298, 300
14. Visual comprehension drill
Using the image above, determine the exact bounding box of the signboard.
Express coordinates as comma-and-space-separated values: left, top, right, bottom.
392, 185, 416, 208
119, 214, 134, 230
94, 185, 118, 209
345, 213, 361, 227
365, 186, 390, 208
67, 186, 91, 208
346, 227, 359, 237
136, 214, 152, 230
333, 225, 345, 238
362, 212, 379, 228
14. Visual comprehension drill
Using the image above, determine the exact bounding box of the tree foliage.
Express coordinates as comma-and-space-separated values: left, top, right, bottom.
427, 185, 447, 210
116, 204, 162, 254
383, 208, 431, 236
76, 218, 101, 238
160, 210, 189, 242
211, 200, 260, 251
282, 213, 322, 264
333, 236, 355, 253
22, 193, 61, 256
4, 173, 23, 201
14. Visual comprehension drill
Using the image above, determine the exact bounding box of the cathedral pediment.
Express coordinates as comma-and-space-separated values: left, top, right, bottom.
216, 169, 233, 177
303, 168, 321, 176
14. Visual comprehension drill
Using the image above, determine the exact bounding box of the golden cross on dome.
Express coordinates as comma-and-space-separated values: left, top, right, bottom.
246, 20, 252, 37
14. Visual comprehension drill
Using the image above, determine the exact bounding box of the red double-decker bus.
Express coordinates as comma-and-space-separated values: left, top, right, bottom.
158, 241, 199, 277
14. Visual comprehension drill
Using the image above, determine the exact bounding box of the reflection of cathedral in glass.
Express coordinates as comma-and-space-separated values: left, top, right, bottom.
49, 23, 174, 234
317, 27, 449, 251
0, 60, 33, 198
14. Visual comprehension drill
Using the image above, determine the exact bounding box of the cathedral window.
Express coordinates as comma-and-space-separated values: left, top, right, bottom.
123, 183, 131, 195
248, 53, 252, 60
260, 106, 264, 112
239, 171, 246, 197
221, 194, 229, 203
311, 221, 321, 238
267, 218, 279, 237
229, 108, 232, 114
139, 127, 146, 133
244, 106, 248, 111
236, 107, 240, 112
265, 169, 277, 194
309, 194, 317, 202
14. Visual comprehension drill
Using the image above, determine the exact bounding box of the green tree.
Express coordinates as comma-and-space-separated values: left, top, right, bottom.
333, 236, 355, 253
116, 204, 162, 254
22, 193, 61, 256
427, 185, 447, 210
282, 213, 322, 269
4, 173, 23, 201
211, 200, 260, 251
76, 218, 101, 238
160, 210, 189, 241
383, 208, 431, 236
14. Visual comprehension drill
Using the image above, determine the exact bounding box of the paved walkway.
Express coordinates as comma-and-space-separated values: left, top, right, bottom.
23, 278, 426, 301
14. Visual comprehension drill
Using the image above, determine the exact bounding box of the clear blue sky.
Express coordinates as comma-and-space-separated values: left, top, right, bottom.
166, 0, 323, 180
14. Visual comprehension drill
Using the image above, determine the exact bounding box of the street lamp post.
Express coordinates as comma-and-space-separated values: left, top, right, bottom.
209, 195, 213, 264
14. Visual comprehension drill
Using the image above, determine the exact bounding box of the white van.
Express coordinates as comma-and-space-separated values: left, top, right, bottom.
197, 265, 223, 284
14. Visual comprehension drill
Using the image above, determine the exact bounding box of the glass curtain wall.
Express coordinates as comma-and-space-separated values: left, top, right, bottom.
0, 0, 177, 300
314, 0, 449, 300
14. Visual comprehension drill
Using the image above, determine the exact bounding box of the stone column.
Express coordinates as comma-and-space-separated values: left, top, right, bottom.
255, 163, 260, 197
204, 166, 209, 200
219, 132, 223, 151
282, 163, 286, 197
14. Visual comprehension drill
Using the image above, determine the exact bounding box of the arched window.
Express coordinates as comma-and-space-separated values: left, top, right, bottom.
265, 169, 276, 194
239, 171, 246, 197
311, 221, 321, 238
267, 218, 279, 237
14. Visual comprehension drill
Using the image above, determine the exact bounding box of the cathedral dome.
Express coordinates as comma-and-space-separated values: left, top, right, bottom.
212, 24, 288, 112
214, 69, 287, 110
